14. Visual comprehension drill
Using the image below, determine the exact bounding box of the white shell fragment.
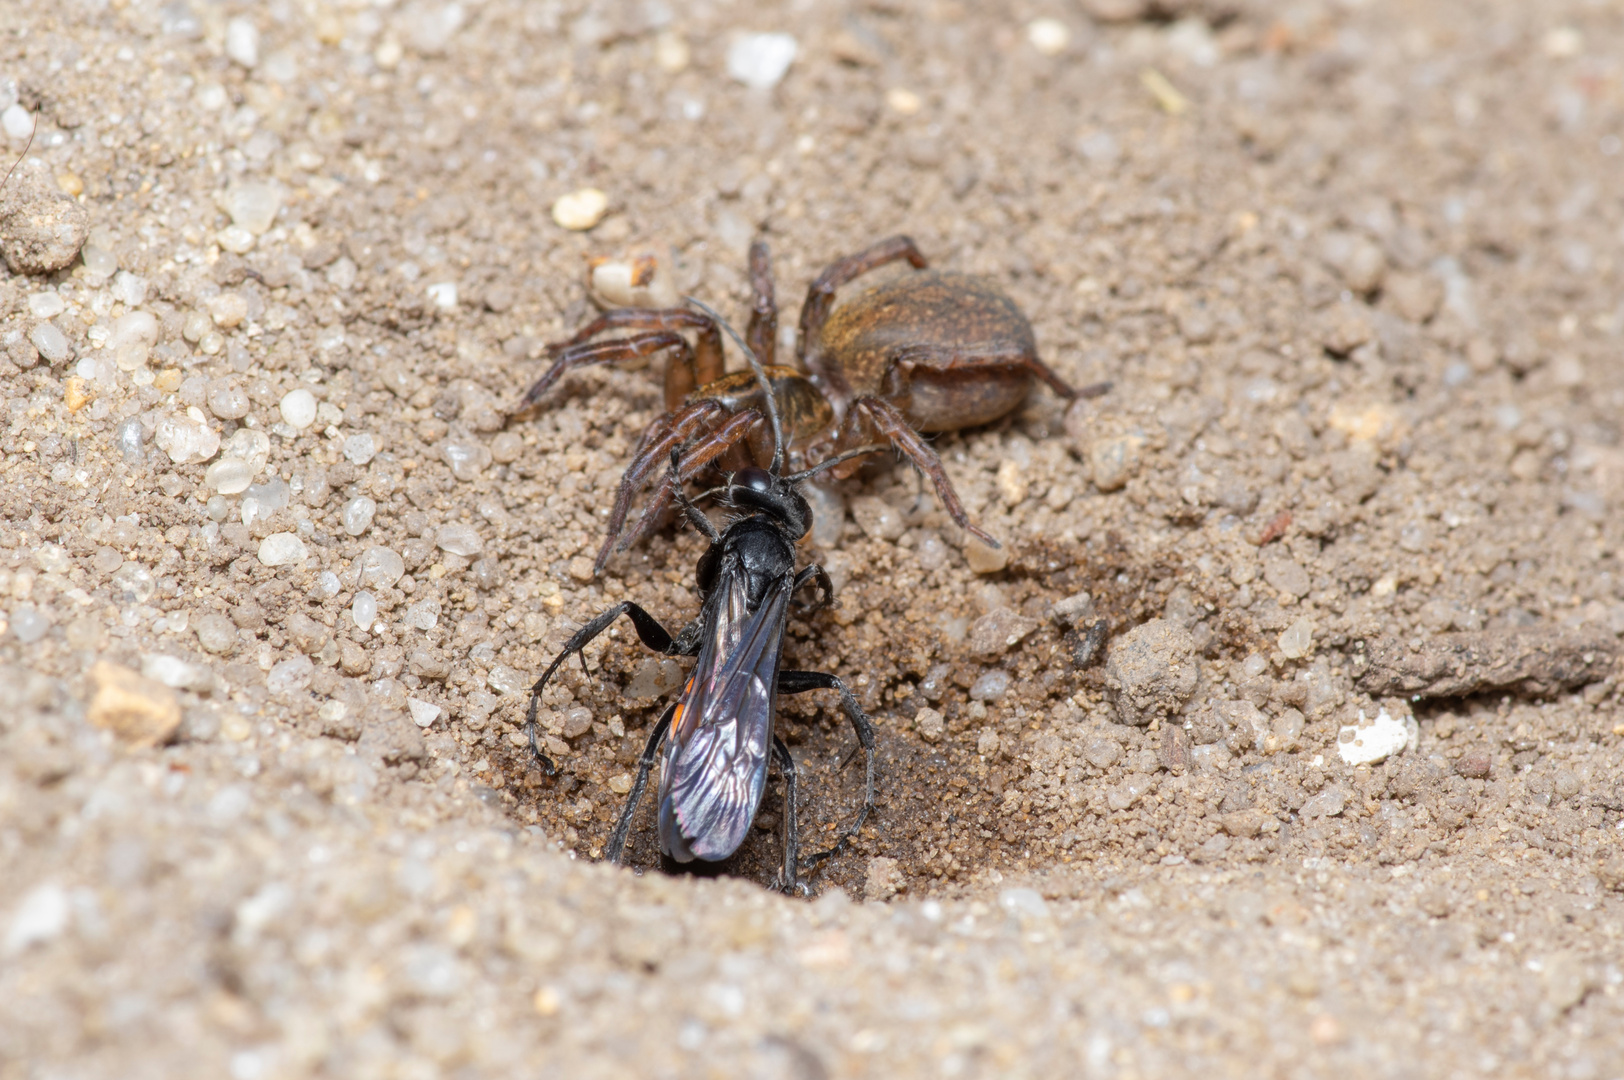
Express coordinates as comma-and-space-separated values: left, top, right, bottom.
589, 252, 679, 309
1336, 707, 1418, 766
727, 33, 797, 89
551, 189, 609, 231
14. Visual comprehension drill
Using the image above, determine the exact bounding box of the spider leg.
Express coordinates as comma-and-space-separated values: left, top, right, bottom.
827, 394, 1000, 548
746, 239, 778, 368
512, 331, 693, 415
543, 308, 725, 408
608, 410, 767, 566
594, 399, 733, 572
797, 236, 928, 372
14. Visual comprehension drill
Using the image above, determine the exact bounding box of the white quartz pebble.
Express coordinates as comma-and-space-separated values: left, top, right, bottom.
279, 388, 318, 429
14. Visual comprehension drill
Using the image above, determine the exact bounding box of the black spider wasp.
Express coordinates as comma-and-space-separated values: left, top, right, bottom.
525, 298, 880, 893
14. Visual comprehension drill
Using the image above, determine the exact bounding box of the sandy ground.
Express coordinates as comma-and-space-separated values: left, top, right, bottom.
2, 0, 1623, 1076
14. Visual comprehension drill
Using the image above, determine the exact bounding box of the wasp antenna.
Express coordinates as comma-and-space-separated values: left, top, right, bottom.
683, 294, 785, 476
785, 443, 890, 485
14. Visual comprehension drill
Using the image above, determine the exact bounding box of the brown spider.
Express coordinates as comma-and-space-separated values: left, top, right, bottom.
513, 236, 1105, 574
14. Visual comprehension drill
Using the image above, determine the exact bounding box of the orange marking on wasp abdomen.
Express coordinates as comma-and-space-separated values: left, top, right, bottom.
670, 676, 697, 737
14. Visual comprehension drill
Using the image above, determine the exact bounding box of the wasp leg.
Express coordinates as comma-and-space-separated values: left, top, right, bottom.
774, 670, 876, 874
791, 564, 835, 615
525, 602, 699, 775
605, 704, 677, 866
797, 236, 928, 373
746, 240, 778, 368
512, 331, 695, 415
769, 736, 806, 896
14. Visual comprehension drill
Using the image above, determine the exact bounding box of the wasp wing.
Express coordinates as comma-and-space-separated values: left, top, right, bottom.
658, 571, 791, 863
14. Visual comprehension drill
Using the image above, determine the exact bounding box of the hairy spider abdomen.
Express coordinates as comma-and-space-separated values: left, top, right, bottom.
816, 271, 1039, 430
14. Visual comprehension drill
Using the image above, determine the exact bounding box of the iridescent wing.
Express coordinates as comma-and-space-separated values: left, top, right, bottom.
657, 571, 790, 863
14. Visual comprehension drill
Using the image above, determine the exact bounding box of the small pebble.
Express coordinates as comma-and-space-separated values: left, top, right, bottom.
225, 15, 260, 67
489, 431, 523, 465
0, 102, 33, 140
562, 706, 593, 739
1027, 18, 1071, 55
970, 669, 1011, 702
425, 282, 457, 311
1050, 590, 1095, 625
64, 377, 93, 413
6, 883, 70, 953
886, 87, 923, 115
849, 495, 904, 542
28, 322, 71, 363
241, 480, 290, 530
10, 603, 51, 643
221, 428, 271, 475
86, 660, 182, 747
217, 226, 256, 255
204, 451, 254, 493
358, 547, 405, 589
351, 591, 378, 632
1089, 432, 1144, 492
342, 433, 379, 465
341, 496, 377, 536
1278, 617, 1314, 659
965, 536, 1008, 574
968, 608, 1040, 657
551, 188, 609, 231
1455, 749, 1493, 779
195, 613, 237, 654
914, 707, 945, 742
403, 600, 441, 630
154, 413, 220, 465
279, 388, 318, 429
207, 292, 248, 329
441, 437, 492, 481
996, 460, 1028, 507
224, 181, 281, 235
1104, 619, 1199, 725
267, 655, 314, 695
111, 271, 148, 307
110, 311, 158, 371
90, 546, 123, 575
207, 381, 251, 420
141, 654, 212, 692
407, 698, 442, 728
1084, 737, 1122, 769
436, 523, 483, 556
81, 244, 116, 278
33, 543, 69, 574
0, 160, 90, 274
258, 532, 308, 567
1337, 708, 1414, 766
654, 31, 690, 73
727, 32, 797, 89
1300, 785, 1347, 819
27, 292, 64, 318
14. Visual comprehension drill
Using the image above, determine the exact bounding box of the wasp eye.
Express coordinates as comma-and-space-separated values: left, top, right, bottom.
736, 467, 773, 494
